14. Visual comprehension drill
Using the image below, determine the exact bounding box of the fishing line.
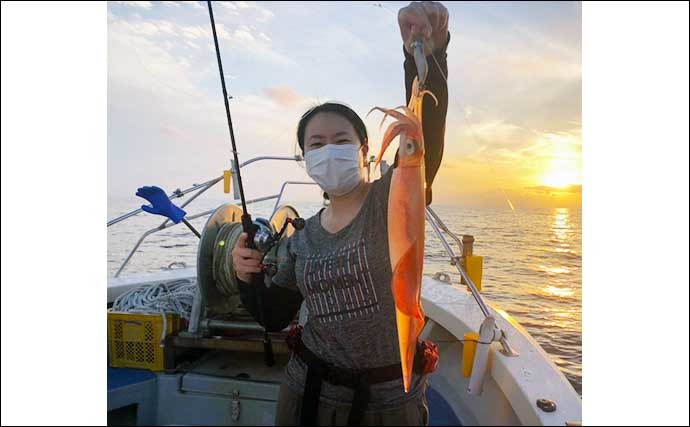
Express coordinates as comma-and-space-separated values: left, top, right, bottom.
121, 22, 221, 120
363, 6, 531, 292
429, 44, 528, 239
369, 2, 527, 230
372, 2, 398, 19
207, 1, 250, 215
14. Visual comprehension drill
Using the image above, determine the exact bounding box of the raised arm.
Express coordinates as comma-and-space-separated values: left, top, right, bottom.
398, 1, 450, 205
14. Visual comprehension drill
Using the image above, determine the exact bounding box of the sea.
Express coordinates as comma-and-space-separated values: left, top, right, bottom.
108, 197, 582, 395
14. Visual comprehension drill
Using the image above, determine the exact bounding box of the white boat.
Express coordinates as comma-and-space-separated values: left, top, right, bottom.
106, 156, 582, 426
106, 2, 581, 424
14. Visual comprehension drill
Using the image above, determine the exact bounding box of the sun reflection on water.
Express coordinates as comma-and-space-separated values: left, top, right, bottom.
543, 285, 575, 298
552, 208, 571, 241
539, 265, 571, 274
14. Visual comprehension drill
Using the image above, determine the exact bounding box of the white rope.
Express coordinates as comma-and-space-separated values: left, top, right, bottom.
112, 279, 197, 346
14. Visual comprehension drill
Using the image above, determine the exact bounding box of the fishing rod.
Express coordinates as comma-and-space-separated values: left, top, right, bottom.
207, 1, 250, 225
205, 0, 279, 366
130, 3, 305, 362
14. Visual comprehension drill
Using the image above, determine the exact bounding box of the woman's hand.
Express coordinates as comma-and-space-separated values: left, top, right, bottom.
232, 232, 263, 283
398, 1, 449, 56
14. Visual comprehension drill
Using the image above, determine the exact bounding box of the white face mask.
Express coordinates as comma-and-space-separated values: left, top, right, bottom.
305, 144, 363, 197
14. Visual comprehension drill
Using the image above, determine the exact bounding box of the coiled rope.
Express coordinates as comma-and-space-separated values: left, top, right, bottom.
112, 221, 254, 346
112, 279, 197, 345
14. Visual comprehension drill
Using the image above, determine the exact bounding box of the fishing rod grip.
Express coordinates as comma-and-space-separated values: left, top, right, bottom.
255, 279, 275, 366
241, 214, 257, 245
241, 214, 267, 287
250, 270, 276, 367
240, 212, 275, 366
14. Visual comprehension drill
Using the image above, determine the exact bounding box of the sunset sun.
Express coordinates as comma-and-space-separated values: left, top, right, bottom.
539, 136, 581, 188
541, 159, 581, 188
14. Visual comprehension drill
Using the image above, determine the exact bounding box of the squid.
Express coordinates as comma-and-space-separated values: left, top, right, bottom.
369, 77, 437, 392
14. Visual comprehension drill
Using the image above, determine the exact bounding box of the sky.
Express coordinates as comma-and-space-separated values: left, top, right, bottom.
108, 1, 581, 209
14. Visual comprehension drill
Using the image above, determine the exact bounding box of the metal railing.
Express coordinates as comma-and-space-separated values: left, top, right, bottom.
425, 206, 518, 356
271, 181, 317, 216
108, 155, 517, 355
109, 156, 317, 277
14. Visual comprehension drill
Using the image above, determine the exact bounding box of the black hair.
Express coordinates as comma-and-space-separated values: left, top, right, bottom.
296, 102, 368, 153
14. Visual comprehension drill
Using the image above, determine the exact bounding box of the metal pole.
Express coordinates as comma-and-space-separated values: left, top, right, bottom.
240, 155, 302, 168
424, 207, 518, 356
113, 193, 283, 277
425, 208, 491, 318
114, 178, 222, 277
186, 287, 204, 336
426, 206, 464, 253
271, 181, 318, 215
107, 157, 303, 228
114, 228, 159, 277
203, 319, 265, 332
181, 218, 201, 238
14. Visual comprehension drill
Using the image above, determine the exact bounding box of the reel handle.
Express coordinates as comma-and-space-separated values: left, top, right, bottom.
289, 217, 306, 230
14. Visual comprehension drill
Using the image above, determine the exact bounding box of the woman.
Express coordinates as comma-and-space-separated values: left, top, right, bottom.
233, 2, 449, 425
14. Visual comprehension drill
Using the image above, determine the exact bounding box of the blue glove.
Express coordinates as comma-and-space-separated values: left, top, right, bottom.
136, 186, 186, 224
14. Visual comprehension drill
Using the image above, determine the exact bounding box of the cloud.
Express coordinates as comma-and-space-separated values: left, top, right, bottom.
109, 19, 229, 197
262, 86, 305, 109
108, 14, 294, 68
108, 12, 309, 198
467, 120, 534, 150
178, 24, 209, 40
233, 27, 255, 43
106, 1, 582, 207
161, 124, 193, 142
217, 1, 274, 23
115, 1, 153, 10
114, 20, 177, 37
221, 34, 295, 67
445, 10, 581, 133
184, 39, 200, 50
219, 1, 239, 11
295, 24, 372, 63
108, 17, 217, 118
526, 185, 582, 194
441, 117, 540, 163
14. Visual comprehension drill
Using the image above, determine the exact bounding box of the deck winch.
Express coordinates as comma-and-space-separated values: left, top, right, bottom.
197, 203, 304, 316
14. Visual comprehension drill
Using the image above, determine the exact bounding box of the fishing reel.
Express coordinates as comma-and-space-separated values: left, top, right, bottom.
251, 215, 305, 278
197, 204, 304, 315
251, 216, 305, 254
252, 218, 275, 252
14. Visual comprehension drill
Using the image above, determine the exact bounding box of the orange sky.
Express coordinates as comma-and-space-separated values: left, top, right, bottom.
108, 2, 582, 210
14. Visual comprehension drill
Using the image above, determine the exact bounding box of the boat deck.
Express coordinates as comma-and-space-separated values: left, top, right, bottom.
107, 351, 462, 426
107, 271, 581, 426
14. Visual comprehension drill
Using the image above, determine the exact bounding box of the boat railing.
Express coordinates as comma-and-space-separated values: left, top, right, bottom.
107, 176, 224, 227
425, 206, 518, 357
109, 155, 317, 277
107, 155, 517, 355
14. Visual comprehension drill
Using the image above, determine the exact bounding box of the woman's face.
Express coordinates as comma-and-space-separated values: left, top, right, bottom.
303, 112, 368, 159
